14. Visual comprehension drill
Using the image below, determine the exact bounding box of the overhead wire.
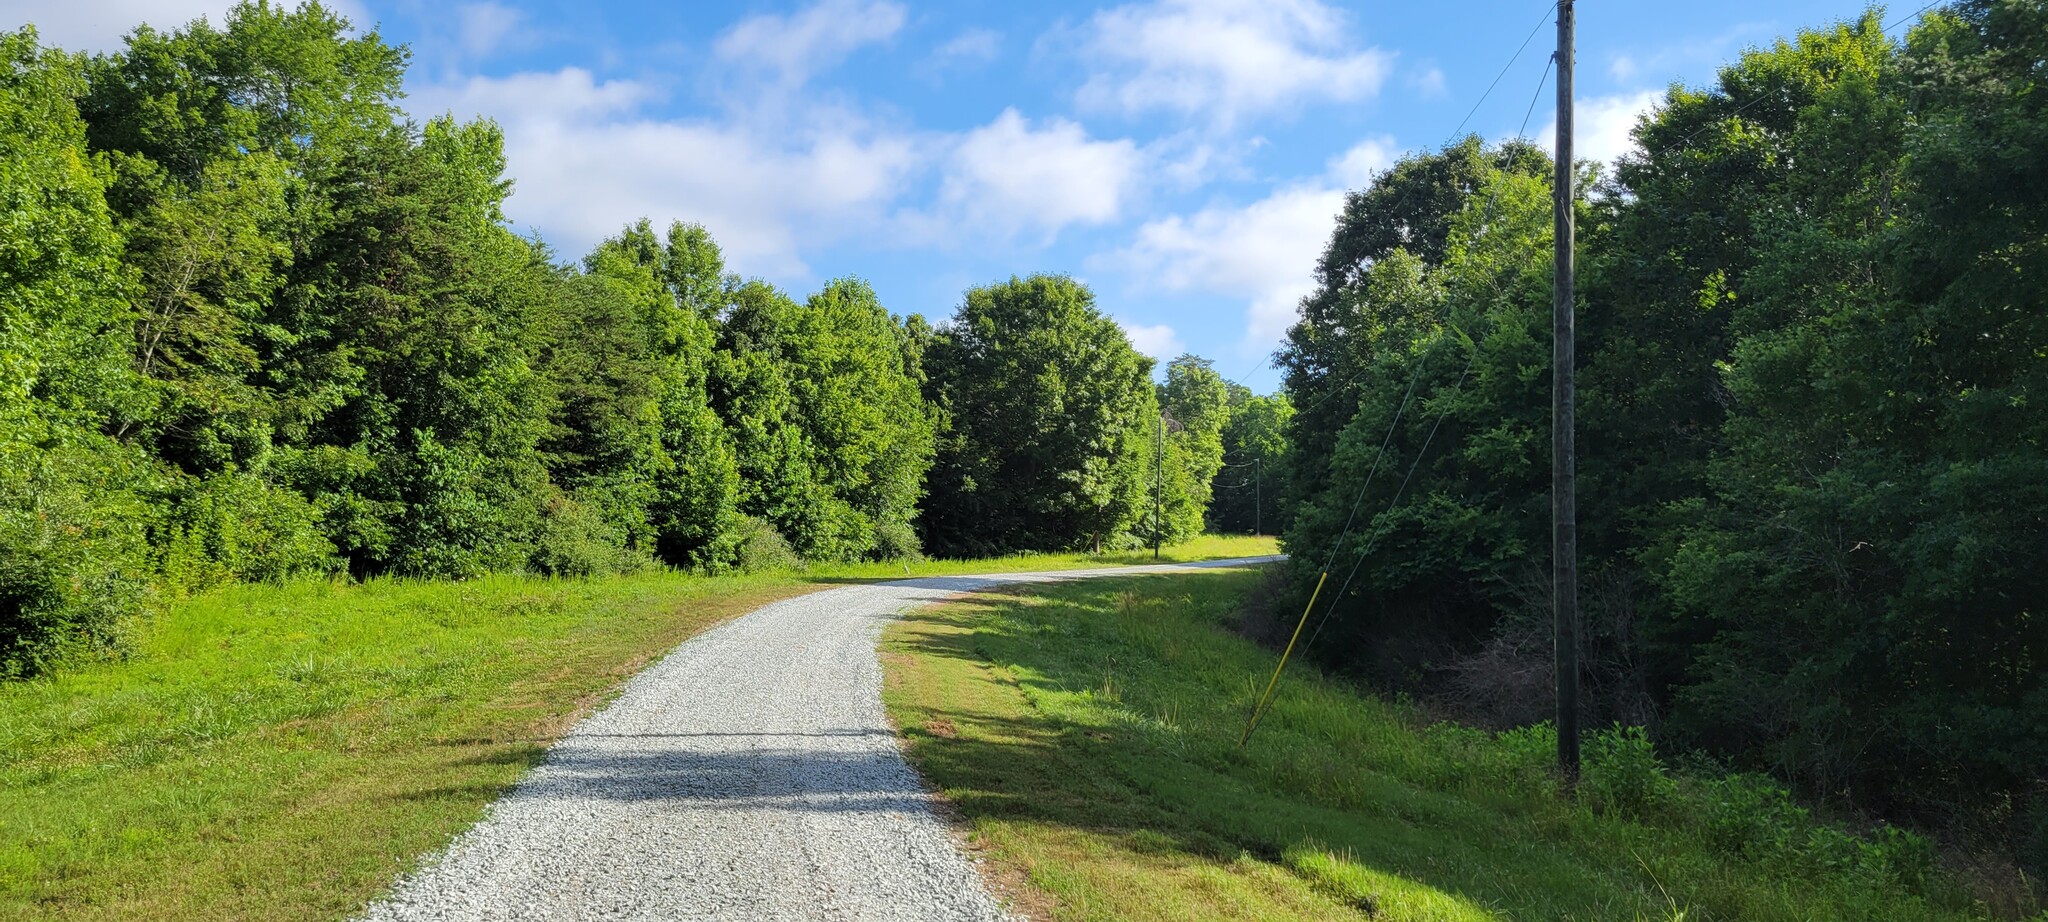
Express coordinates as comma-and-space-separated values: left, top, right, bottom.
1207, 1, 1556, 411
1238, 9, 1564, 746
1241, 0, 1952, 747
1297, 52, 1559, 660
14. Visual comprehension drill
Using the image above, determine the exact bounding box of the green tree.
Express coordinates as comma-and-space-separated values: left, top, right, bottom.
781, 278, 936, 560
79, 0, 405, 185
1282, 159, 1562, 690
1207, 387, 1292, 535
271, 117, 553, 578
921, 275, 1156, 556
705, 273, 934, 561
1138, 355, 1228, 547
0, 28, 151, 674
1658, 4, 2048, 822
1285, 137, 1550, 506
567, 220, 740, 570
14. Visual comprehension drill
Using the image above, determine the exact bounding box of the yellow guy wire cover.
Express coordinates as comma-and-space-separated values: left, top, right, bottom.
1239, 570, 1328, 748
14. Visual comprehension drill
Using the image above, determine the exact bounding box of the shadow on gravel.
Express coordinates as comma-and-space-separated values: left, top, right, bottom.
568, 729, 895, 739
472, 740, 1059, 815
796, 556, 1284, 588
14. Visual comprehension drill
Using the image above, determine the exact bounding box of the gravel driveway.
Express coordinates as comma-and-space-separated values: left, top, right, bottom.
359, 556, 1282, 922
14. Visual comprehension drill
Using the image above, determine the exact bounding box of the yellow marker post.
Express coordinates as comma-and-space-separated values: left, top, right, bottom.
1238, 570, 1328, 748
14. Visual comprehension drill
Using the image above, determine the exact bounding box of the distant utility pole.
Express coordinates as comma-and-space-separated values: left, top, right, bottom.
1552, 0, 1582, 784
1254, 457, 1263, 538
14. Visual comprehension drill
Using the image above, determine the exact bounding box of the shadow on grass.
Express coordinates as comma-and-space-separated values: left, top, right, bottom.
881, 570, 1677, 921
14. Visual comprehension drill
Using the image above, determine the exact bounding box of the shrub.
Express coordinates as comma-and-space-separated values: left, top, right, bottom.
390, 433, 542, 578
869, 518, 923, 562
1695, 772, 1810, 858
150, 469, 338, 592
529, 491, 651, 578
1493, 721, 1560, 792
1583, 725, 1677, 818
730, 515, 800, 573
0, 447, 151, 677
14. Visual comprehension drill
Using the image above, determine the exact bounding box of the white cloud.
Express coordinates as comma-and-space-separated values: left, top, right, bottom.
1110, 135, 1395, 350
455, 2, 530, 58
714, 0, 905, 89
1120, 184, 1341, 345
1073, 0, 1393, 127
3, 0, 365, 53
1537, 89, 1663, 165
1327, 135, 1397, 188
1609, 55, 1639, 82
932, 27, 1000, 65
417, 68, 654, 122
935, 108, 1143, 240
411, 68, 919, 278
1121, 322, 1184, 361
1409, 65, 1449, 99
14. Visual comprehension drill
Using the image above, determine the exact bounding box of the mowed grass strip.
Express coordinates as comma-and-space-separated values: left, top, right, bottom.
0, 535, 1277, 922
881, 566, 1987, 922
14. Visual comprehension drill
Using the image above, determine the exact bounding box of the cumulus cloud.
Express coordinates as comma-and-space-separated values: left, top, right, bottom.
454, 2, 531, 58
411, 68, 919, 278
1327, 136, 1397, 188
1538, 89, 1664, 165
931, 27, 1000, 66
1409, 65, 1449, 99
1121, 321, 1185, 361
714, 0, 906, 89
1110, 135, 1396, 349
1072, 0, 1393, 127
3, 0, 365, 53
933, 108, 1143, 240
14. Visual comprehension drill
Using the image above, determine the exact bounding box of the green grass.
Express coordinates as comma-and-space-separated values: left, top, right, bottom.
0, 535, 1276, 921
881, 565, 1996, 922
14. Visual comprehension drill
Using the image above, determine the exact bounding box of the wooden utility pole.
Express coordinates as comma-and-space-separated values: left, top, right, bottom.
1552, 0, 1582, 783
1254, 457, 1263, 538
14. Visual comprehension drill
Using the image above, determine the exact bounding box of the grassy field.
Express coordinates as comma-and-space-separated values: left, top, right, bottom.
882, 564, 1999, 922
0, 534, 1276, 922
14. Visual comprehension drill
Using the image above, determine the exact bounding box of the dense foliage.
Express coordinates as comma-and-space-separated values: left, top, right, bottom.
919, 275, 1159, 556
1205, 387, 1292, 536
0, 5, 1271, 675
1280, 3, 2045, 872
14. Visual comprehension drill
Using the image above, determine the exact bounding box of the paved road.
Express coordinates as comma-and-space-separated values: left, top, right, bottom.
360, 556, 1283, 922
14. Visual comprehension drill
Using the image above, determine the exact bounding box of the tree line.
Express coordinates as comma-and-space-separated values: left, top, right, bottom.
1279, 2, 2044, 866
0, 2, 1258, 677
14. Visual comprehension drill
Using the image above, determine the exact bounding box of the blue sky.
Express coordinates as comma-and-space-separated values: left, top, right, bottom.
16, 0, 1920, 390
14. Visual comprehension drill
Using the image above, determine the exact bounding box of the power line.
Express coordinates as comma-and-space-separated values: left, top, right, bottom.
1222, 1, 1558, 409
1298, 55, 1556, 662
1447, 2, 1561, 144
1239, 12, 1561, 746
1884, 0, 1943, 31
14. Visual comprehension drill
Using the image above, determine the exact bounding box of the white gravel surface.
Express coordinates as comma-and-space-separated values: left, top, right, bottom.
359, 556, 1282, 922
